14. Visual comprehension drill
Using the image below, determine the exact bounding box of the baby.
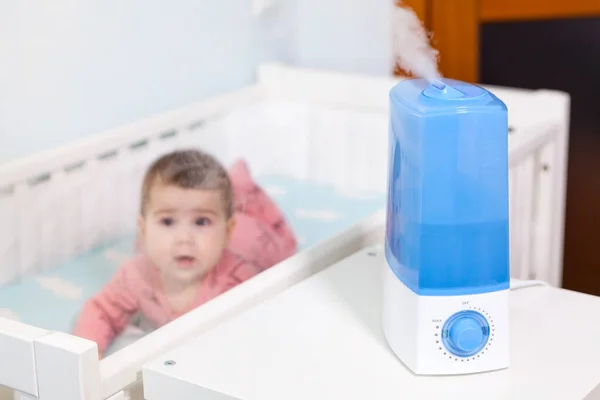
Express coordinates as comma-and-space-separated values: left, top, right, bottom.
73, 149, 296, 357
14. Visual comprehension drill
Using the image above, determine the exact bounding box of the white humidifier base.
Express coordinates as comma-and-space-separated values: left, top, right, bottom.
381, 262, 510, 375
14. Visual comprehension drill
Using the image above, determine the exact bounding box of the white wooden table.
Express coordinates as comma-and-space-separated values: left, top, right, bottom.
143, 246, 600, 400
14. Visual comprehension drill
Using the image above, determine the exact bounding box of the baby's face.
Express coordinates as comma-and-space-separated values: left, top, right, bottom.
138, 183, 234, 285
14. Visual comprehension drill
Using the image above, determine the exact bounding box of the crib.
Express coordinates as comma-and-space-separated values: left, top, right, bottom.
0, 63, 570, 400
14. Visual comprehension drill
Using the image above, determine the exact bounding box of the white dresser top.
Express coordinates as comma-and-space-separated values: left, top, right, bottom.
143, 247, 600, 400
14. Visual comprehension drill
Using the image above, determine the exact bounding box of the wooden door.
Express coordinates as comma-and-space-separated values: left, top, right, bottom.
400, 0, 600, 82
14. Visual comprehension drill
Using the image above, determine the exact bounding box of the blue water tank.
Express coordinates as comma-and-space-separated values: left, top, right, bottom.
385, 78, 510, 296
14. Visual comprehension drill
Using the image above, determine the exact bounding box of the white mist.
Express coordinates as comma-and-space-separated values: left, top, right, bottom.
392, 3, 442, 85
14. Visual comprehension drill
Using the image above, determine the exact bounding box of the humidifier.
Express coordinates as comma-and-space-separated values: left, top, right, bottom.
381, 78, 510, 375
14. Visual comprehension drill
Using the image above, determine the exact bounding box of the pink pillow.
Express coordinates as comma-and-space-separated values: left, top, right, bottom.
228, 159, 297, 270
135, 159, 297, 272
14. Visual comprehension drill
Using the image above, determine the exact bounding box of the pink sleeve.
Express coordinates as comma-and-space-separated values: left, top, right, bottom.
72, 263, 139, 354
229, 159, 297, 270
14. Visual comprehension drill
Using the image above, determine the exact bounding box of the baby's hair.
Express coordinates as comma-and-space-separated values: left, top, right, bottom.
140, 149, 233, 218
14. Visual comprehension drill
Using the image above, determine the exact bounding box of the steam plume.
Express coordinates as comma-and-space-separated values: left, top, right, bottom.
392, 3, 443, 85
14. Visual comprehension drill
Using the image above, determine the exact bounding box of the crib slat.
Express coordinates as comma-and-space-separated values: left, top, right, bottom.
265, 102, 311, 180
222, 104, 272, 172
39, 169, 70, 271
203, 115, 230, 164
524, 157, 537, 280
80, 158, 104, 253
514, 161, 527, 280
531, 143, 555, 284
127, 136, 152, 221
516, 157, 536, 280
352, 111, 388, 194
0, 187, 19, 285
97, 150, 123, 242
115, 151, 137, 238
346, 113, 370, 195
61, 166, 82, 266
17, 182, 44, 278
308, 107, 349, 188
508, 165, 520, 279
369, 113, 389, 194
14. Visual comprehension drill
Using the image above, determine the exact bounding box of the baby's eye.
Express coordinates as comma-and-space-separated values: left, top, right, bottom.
195, 217, 211, 226
161, 217, 174, 226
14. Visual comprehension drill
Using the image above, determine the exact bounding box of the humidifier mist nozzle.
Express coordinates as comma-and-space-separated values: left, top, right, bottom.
431, 80, 446, 90
423, 79, 467, 100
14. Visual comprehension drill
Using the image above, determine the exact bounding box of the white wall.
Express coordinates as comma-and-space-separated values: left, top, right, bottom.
0, 0, 394, 165
292, 0, 393, 77
0, 0, 259, 164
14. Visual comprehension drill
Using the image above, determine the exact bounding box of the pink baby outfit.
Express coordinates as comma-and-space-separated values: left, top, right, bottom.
73, 159, 297, 354
73, 250, 258, 354
228, 159, 297, 270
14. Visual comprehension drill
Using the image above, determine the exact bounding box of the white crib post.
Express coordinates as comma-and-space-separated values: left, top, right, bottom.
1, 319, 101, 400
32, 331, 101, 400
0, 318, 47, 398
550, 92, 571, 288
